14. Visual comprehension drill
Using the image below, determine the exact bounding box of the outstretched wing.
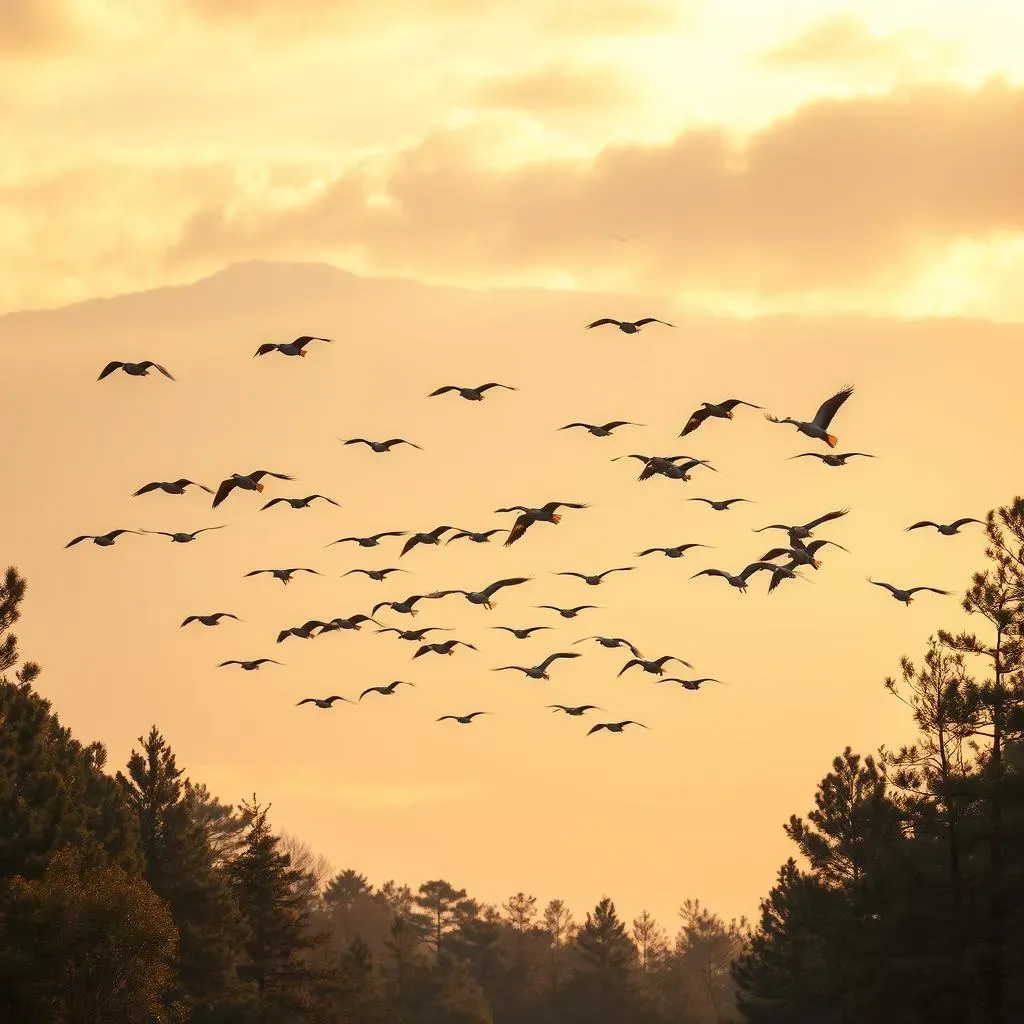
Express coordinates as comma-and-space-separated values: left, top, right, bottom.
132, 481, 162, 495
812, 385, 854, 429
908, 586, 952, 596
428, 385, 458, 396
585, 318, 620, 329
140, 361, 175, 379
804, 507, 850, 531
634, 317, 674, 327
504, 514, 533, 547
680, 407, 711, 436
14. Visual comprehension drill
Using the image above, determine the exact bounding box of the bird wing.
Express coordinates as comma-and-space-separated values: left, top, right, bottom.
359, 687, 385, 700
484, 577, 529, 596
804, 507, 850, 531
253, 343, 278, 357
504, 514, 533, 547
252, 470, 294, 482
180, 616, 198, 626
140, 361, 175, 379
558, 571, 587, 580
195, 525, 226, 536
399, 536, 421, 556
692, 568, 727, 579
478, 382, 515, 392
689, 498, 714, 505
132, 481, 162, 495
545, 501, 588, 512
428, 386, 457, 396
585, 318, 619, 328
211, 478, 237, 507
680, 407, 711, 435
789, 453, 823, 461
602, 421, 634, 430
634, 318, 674, 327
386, 438, 421, 449
760, 547, 792, 561
723, 399, 762, 410
951, 517, 983, 529
97, 360, 124, 380
811, 385, 854, 429
741, 562, 777, 579
374, 530, 408, 540
587, 724, 608, 735
909, 586, 952, 596
344, 438, 371, 446
869, 579, 897, 594
617, 659, 641, 676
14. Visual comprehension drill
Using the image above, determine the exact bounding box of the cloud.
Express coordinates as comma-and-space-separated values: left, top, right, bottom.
472, 65, 640, 113
164, 80, 1024, 298
0, 0, 78, 55
760, 13, 957, 71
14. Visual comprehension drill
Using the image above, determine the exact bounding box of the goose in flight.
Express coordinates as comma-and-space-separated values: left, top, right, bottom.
327, 531, 408, 548
585, 317, 674, 334
688, 497, 752, 511
574, 636, 643, 658
638, 458, 715, 483
492, 625, 552, 639
446, 528, 509, 544
343, 567, 409, 581
253, 335, 330, 358
218, 658, 282, 671
97, 360, 175, 381
538, 604, 598, 619
906, 517, 985, 536
559, 420, 642, 437
319, 614, 381, 633
400, 526, 455, 556
133, 479, 213, 497
261, 494, 340, 510
342, 437, 422, 452
437, 712, 490, 724
212, 470, 294, 508
428, 577, 531, 610
548, 704, 603, 716
428, 382, 516, 401
753, 507, 850, 543
760, 537, 849, 570
765, 385, 854, 449
493, 652, 581, 680
296, 695, 353, 709
680, 399, 763, 436
868, 579, 952, 605
637, 543, 710, 559
618, 654, 692, 677
789, 452, 875, 467
557, 568, 633, 586
497, 501, 589, 547
691, 562, 779, 593
359, 680, 415, 700
244, 567, 320, 585
180, 612, 239, 628
413, 639, 478, 659
377, 626, 453, 641
372, 595, 427, 616
141, 525, 226, 544
656, 677, 725, 691
765, 564, 809, 594
65, 529, 141, 548
587, 720, 648, 735
276, 620, 333, 643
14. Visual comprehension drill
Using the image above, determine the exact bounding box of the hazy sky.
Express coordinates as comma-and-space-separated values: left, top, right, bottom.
4, 0, 1024, 931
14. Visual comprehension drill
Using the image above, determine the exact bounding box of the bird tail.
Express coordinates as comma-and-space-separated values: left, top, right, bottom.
825, 433, 838, 449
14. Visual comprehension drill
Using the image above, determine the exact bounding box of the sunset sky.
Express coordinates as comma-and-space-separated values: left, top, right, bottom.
5, 0, 1024, 932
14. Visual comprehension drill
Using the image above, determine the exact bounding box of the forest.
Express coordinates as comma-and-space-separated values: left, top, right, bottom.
1, 494, 1021, 1023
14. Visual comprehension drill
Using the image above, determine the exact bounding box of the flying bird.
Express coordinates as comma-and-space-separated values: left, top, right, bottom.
691, 562, 779, 593
680, 399, 763, 436
400, 526, 455, 556
656, 677, 725, 691
868, 579, 952, 605
587, 721, 648, 735
688, 497, 752, 511
140, 526, 226, 543
538, 605, 598, 619
343, 567, 408, 581
493, 652, 581, 680
276, 620, 334, 643
753, 508, 850, 543
342, 437, 422, 452
97, 360, 175, 381
218, 659, 282, 671
212, 470, 294, 508
428, 383, 516, 401
585, 317, 674, 334
372, 595, 428, 616
638, 458, 715, 483
428, 577, 531, 610
359, 680, 415, 700
244, 567, 320, 585
905, 518, 985, 536
637, 543, 710, 559
261, 495, 340, 510
253, 336, 331, 358
413, 640, 478, 659
574, 636, 643, 657
764, 564, 810, 594
492, 625, 552, 639
377, 626, 453, 641
760, 538, 849, 570
437, 712, 490, 724
765, 385, 855, 448
446, 528, 509, 544
296, 695, 353, 709
65, 529, 140, 548
557, 568, 634, 586
319, 614, 380, 633
497, 501, 589, 547
618, 655, 692, 677
789, 452, 875, 467
132, 479, 213, 497
327, 531, 408, 548
548, 704, 603, 716
559, 420, 642, 437
180, 612, 239, 628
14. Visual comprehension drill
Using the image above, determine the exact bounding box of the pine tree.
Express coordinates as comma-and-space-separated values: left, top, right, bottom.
541, 898, 575, 993
414, 879, 473, 959
573, 897, 638, 1023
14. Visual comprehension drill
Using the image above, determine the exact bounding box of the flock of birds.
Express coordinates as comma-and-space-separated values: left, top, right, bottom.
76, 326, 984, 737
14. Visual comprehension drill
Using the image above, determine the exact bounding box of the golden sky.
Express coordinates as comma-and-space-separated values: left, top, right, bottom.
5, 0, 1024, 929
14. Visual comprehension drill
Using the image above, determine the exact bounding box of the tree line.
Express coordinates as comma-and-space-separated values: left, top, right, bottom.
2, 493, 1022, 1022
